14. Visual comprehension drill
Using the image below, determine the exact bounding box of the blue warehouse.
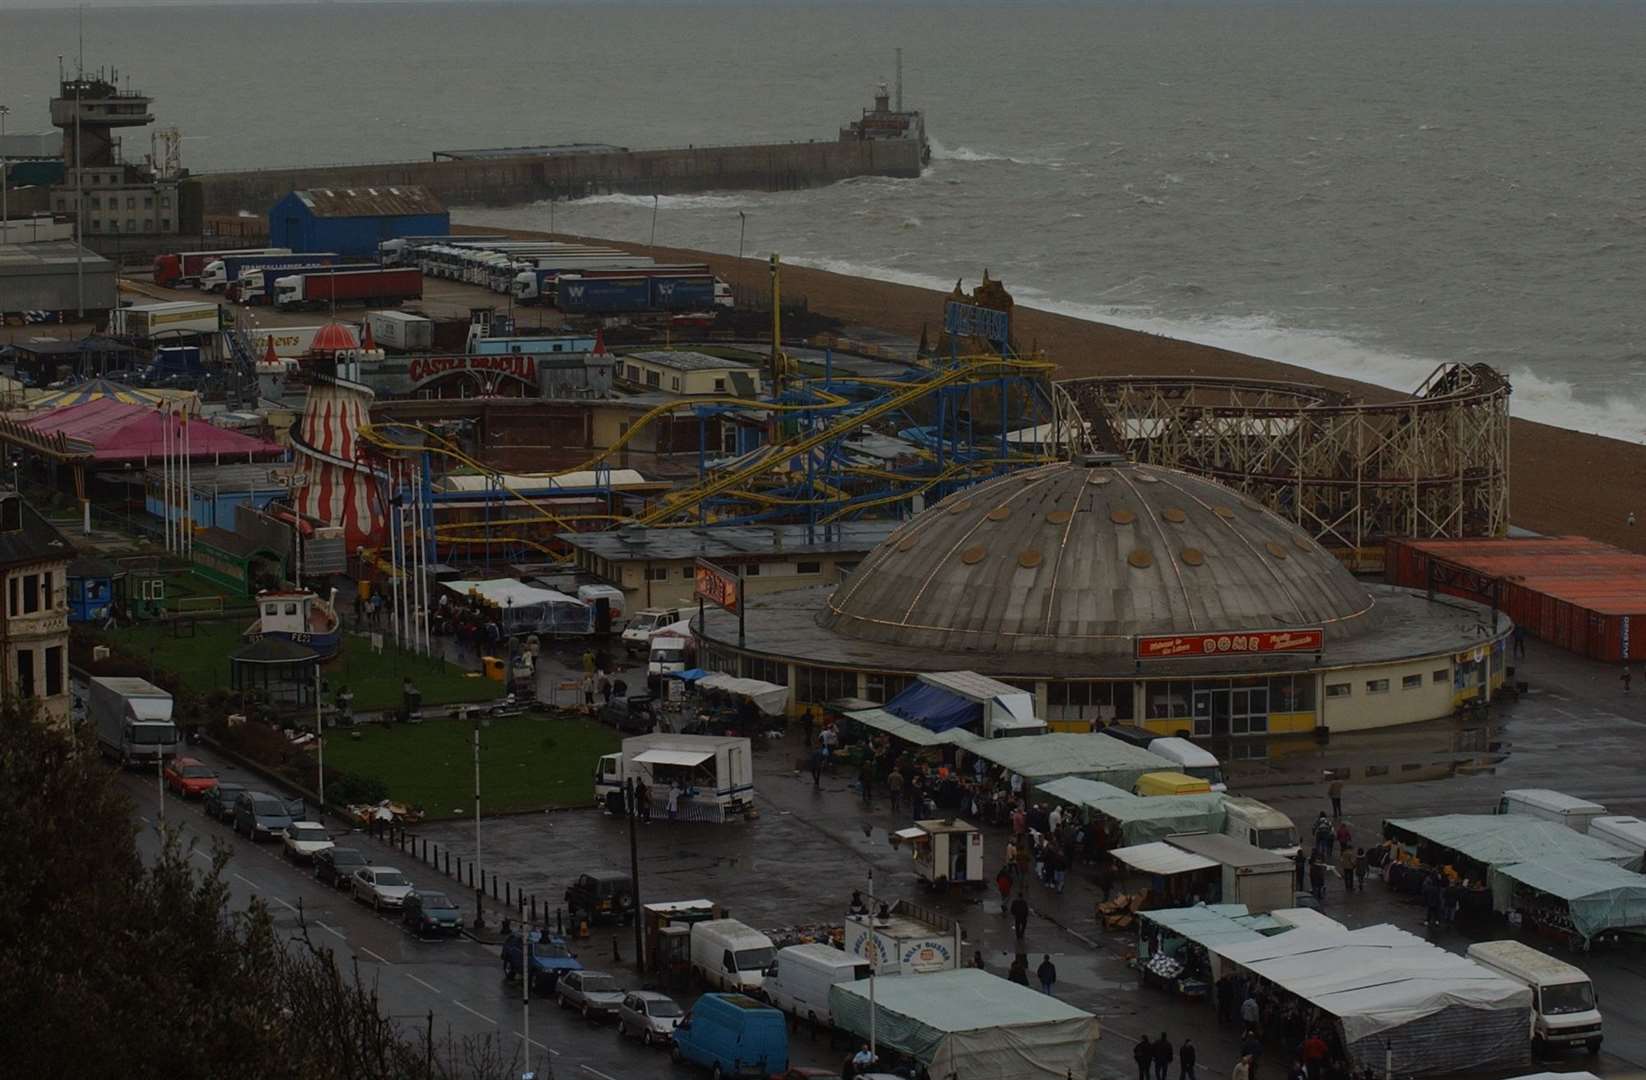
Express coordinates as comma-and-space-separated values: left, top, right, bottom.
269, 185, 449, 258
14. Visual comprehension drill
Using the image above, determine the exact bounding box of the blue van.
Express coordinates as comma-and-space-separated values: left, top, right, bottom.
671, 993, 789, 1078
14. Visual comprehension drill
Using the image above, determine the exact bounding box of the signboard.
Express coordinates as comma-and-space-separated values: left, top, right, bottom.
943, 300, 1011, 345
694, 558, 740, 614
1135, 628, 1324, 660
407, 353, 538, 388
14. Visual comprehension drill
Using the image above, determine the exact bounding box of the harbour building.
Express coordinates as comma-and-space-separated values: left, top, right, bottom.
696, 456, 1509, 736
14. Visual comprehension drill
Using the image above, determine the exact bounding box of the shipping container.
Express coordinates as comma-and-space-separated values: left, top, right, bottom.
1385, 536, 1646, 662
367, 310, 433, 352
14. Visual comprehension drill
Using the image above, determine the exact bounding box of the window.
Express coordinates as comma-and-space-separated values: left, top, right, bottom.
264, 603, 278, 616
126, 219, 136, 232
743, 563, 760, 576
1325, 683, 1351, 698
7, 578, 16, 617
714, 378, 726, 393
89, 195, 101, 210
1402, 674, 1423, 689
16, 649, 33, 698
670, 377, 681, 392
626, 365, 640, 382
865, 672, 911, 704
796, 561, 821, 575
681, 567, 694, 579
1364, 765, 1389, 778
90, 219, 101, 232
144, 194, 154, 208
645, 567, 668, 582
1365, 679, 1390, 694
45, 646, 63, 697
42, 572, 52, 610
645, 370, 660, 388
284, 603, 298, 616
144, 218, 153, 231
126, 196, 136, 209
22, 574, 38, 614
160, 194, 171, 208
1433, 669, 1449, 683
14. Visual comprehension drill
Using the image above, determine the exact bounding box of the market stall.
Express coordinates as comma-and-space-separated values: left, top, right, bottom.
828, 968, 1101, 1080
1036, 776, 1137, 811
1213, 924, 1533, 1077
1094, 794, 1227, 846
443, 579, 591, 636
953, 732, 1176, 791
1136, 903, 1283, 993
1491, 852, 1646, 949
892, 818, 985, 890
1110, 841, 1221, 908
694, 672, 789, 716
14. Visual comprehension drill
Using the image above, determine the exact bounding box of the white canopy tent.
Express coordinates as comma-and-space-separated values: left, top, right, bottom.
443, 578, 591, 634
695, 673, 789, 717
1111, 841, 1220, 877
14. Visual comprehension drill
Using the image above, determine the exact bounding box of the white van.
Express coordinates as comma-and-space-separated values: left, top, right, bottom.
1147, 737, 1227, 791
689, 918, 776, 994
1496, 789, 1606, 833
1466, 940, 1602, 1055
648, 631, 692, 679
623, 608, 684, 655
1589, 816, 1646, 867
1221, 796, 1300, 855
762, 943, 872, 1027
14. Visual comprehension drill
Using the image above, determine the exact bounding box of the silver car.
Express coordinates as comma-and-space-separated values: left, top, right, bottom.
350, 865, 414, 911
617, 990, 683, 1046
555, 969, 625, 1020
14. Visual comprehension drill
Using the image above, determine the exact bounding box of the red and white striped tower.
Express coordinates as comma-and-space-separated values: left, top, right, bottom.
290, 322, 387, 550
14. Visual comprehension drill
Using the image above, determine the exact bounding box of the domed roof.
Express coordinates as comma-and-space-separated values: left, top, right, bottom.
821, 458, 1377, 660
310, 322, 359, 353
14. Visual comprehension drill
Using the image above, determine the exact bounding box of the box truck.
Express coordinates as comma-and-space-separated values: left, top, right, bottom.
90, 676, 177, 766
153, 247, 289, 288
592, 734, 754, 819
274, 268, 422, 311
1495, 789, 1607, 833
366, 310, 433, 352
110, 301, 221, 339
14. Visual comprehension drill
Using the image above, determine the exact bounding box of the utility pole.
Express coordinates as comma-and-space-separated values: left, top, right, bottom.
626, 777, 644, 974
519, 895, 531, 1076
865, 868, 878, 1063
1, 103, 11, 239
737, 211, 746, 262
74, 77, 83, 318
472, 715, 485, 928
649, 193, 659, 250
314, 662, 324, 812
895, 47, 904, 112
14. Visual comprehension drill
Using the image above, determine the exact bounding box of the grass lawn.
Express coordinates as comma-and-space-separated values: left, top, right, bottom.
322, 712, 618, 816
102, 622, 499, 713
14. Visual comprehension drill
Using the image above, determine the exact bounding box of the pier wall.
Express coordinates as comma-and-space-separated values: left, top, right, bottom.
189, 139, 924, 216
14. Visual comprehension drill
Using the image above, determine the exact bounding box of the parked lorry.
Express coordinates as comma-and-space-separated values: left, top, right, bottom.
90, 675, 178, 767
366, 310, 433, 352
1496, 789, 1607, 833
109, 301, 221, 339
556, 273, 721, 314
1221, 796, 1300, 855
231, 264, 370, 305
152, 247, 289, 288
379, 234, 508, 266
843, 898, 964, 977
274, 268, 422, 311
200, 252, 342, 293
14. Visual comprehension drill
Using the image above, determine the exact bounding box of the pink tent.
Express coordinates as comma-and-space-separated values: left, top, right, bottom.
22, 398, 283, 463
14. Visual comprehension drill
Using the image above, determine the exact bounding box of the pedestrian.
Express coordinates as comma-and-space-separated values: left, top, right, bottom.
1338, 846, 1357, 893
1309, 856, 1327, 903
851, 1044, 878, 1075
1011, 894, 1030, 939
810, 748, 824, 787
1288, 1059, 1308, 1080
996, 866, 1014, 914
1152, 1032, 1174, 1080
1037, 954, 1058, 995
666, 781, 681, 822
1335, 820, 1351, 853
1422, 872, 1443, 927
887, 767, 904, 812
1328, 777, 1344, 818
598, 670, 612, 705
1241, 1028, 1264, 1080
1241, 993, 1260, 1032
1180, 1037, 1197, 1080
1302, 1032, 1329, 1080
858, 758, 874, 807
581, 648, 595, 675
635, 779, 651, 823
1513, 624, 1526, 658
971, 949, 985, 971
1134, 1035, 1154, 1080
1232, 1056, 1252, 1080
1292, 849, 1306, 892
1354, 846, 1368, 890
1623, 665, 1633, 694
1313, 813, 1333, 858
581, 672, 594, 714
1007, 953, 1030, 986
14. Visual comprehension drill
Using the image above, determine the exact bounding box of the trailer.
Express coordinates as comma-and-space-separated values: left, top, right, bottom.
273, 268, 422, 311
842, 898, 964, 976
555, 272, 728, 315
152, 247, 289, 288
200, 252, 343, 293
90, 675, 177, 767
109, 301, 221, 339
366, 310, 433, 352
379, 234, 508, 265
593, 734, 754, 822
230, 263, 372, 305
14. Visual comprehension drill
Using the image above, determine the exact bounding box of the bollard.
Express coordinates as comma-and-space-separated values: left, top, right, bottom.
444, 850, 450, 876
505, 880, 512, 906
531, 895, 538, 922
556, 908, 563, 935
612, 934, 620, 963
467, 862, 474, 889
491, 873, 499, 901
420, 838, 426, 861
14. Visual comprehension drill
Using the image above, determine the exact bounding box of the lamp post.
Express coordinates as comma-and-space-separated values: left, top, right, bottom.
1, 103, 10, 239
737, 211, 746, 262
649, 193, 659, 250
472, 712, 485, 929
314, 661, 325, 813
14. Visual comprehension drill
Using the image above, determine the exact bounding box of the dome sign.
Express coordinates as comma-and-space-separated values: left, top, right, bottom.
1136, 629, 1324, 660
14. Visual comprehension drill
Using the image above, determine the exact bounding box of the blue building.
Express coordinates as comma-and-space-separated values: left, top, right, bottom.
269, 186, 448, 257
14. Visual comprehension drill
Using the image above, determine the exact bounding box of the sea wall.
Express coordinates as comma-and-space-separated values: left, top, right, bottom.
190, 139, 924, 216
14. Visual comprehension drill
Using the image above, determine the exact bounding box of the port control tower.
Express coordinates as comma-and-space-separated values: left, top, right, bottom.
50, 70, 153, 169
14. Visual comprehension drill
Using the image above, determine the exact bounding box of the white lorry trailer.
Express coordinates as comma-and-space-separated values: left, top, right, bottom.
90, 675, 177, 766
109, 301, 220, 339
366, 310, 433, 352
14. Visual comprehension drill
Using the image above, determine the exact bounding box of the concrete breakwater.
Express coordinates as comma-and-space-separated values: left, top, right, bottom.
190, 138, 924, 215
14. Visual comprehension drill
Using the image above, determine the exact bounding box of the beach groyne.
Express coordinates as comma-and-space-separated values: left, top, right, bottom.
188, 139, 924, 215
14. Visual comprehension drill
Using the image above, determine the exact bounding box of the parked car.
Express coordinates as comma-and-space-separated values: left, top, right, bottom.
203, 781, 247, 822
402, 891, 463, 938
233, 790, 304, 840
565, 871, 635, 926
599, 694, 657, 735
351, 866, 414, 911
162, 756, 218, 798
281, 821, 334, 863
314, 846, 369, 889
501, 931, 583, 992
556, 970, 625, 1020
617, 990, 684, 1046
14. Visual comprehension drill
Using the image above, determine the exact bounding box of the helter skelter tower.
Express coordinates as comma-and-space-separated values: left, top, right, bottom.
288, 323, 388, 550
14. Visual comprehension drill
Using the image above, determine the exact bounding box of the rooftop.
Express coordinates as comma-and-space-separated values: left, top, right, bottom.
288, 186, 446, 218
626, 350, 755, 373
558, 521, 898, 563
0, 241, 114, 277
0, 496, 75, 571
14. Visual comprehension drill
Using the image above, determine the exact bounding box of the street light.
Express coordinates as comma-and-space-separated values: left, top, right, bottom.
1, 103, 11, 238
473, 713, 485, 929
737, 211, 746, 262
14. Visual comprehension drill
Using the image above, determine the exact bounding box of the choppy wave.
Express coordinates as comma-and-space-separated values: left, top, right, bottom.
928, 139, 1059, 167
566, 192, 752, 211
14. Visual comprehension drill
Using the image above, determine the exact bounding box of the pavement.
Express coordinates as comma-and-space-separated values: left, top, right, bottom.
125, 631, 1646, 1079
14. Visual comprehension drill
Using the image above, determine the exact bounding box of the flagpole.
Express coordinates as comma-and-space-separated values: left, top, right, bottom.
161, 405, 172, 552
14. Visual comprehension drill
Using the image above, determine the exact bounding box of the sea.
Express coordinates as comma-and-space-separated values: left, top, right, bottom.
5, 1, 1645, 441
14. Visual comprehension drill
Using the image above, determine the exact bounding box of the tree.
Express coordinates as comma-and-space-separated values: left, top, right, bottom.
0, 700, 536, 1079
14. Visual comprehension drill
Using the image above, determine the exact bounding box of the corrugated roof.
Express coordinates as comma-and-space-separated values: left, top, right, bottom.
1392, 536, 1646, 616
0, 499, 74, 572
291, 186, 446, 218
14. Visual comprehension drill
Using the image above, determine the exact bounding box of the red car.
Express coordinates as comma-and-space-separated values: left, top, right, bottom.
164, 757, 219, 798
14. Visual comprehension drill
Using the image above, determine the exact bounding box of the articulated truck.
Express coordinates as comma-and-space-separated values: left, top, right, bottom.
200, 252, 343, 293
90, 676, 178, 767
556, 273, 728, 314
273, 268, 422, 311
153, 247, 289, 288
